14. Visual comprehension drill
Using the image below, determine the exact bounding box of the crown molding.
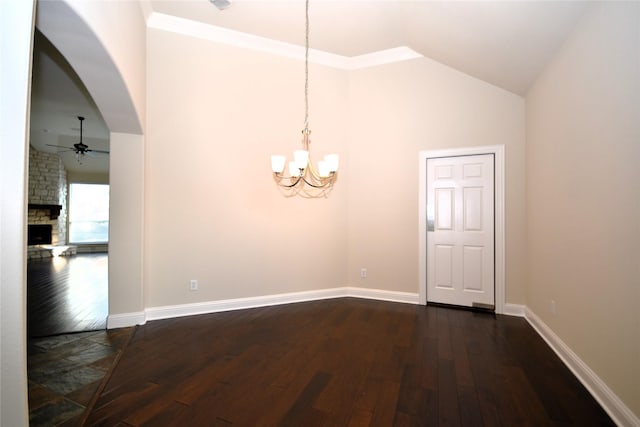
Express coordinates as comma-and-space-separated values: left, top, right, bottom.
146, 12, 422, 70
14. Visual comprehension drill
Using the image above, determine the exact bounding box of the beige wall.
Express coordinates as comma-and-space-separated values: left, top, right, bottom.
347, 58, 527, 302
144, 29, 349, 307
526, 2, 640, 416
109, 132, 145, 315
144, 27, 527, 309
144, 25, 527, 308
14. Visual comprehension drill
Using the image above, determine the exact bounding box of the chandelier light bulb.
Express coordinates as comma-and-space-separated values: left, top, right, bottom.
271, 155, 286, 173
318, 160, 329, 178
324, 154, 339, 172
294, 150, 309, 170
289, 161, 302, 177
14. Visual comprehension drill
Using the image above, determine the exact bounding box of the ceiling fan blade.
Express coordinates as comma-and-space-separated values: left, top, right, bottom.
46, 144, 75, 150
86, 149, 110, 154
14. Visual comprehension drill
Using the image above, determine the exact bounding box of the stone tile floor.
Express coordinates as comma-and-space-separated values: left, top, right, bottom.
28, 327, 133, 426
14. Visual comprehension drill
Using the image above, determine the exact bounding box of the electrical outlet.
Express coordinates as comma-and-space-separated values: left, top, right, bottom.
190, 279, 198, 291
550, 300, 557, 315
360, 268, 367, 279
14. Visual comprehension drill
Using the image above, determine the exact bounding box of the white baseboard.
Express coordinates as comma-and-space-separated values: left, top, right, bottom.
145, 287, 419, 322
503, 303, 525, 317
345, 287, 420, 304
106, 311, 146, 329
145, 287, 346, 321
524, 307, 639, 427
109, 287, 504, 327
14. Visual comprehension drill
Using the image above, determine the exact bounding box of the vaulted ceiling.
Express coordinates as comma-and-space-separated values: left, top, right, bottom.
30, 0, 589, 174
150, 0, 588, 95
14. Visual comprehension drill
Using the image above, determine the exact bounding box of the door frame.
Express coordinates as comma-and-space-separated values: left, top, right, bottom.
418, 145, 505, 313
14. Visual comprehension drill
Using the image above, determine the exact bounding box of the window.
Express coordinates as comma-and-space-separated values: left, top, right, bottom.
69, 183, 109, 244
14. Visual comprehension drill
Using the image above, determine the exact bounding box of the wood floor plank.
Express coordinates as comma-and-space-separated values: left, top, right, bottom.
371, 381, 400, 426
437, 358, 462, 426
347, 408, 373, 427
456, 385, 483, 427
279, 371, 332, 426
138, 400, 190, 427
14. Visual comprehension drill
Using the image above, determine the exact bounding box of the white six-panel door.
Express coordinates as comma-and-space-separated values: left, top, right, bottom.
426, 154, 494, 308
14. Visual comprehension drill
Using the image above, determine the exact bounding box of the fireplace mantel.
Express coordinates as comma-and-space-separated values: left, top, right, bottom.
28, 204, 62, 219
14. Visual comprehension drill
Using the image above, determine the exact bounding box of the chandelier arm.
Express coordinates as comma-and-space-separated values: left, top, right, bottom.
300, 175, 334, 189
305, 155, 324, 180
274, 175, 304, 188
274, 170, 334, 189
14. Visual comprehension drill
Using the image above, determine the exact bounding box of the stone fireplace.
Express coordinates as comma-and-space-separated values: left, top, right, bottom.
27, 147, 72, 259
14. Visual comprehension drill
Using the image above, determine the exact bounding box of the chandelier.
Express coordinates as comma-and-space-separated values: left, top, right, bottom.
270, 0, 339, 197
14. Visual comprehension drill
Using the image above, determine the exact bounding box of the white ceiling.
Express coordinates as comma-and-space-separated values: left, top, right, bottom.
149, 0, 589, 95
31, 0, 590, 173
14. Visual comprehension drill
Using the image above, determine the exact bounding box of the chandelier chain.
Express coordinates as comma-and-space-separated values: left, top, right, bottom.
304, 0, 309, 129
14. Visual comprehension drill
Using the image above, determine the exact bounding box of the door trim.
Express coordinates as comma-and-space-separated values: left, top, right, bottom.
418, 146, 505, 313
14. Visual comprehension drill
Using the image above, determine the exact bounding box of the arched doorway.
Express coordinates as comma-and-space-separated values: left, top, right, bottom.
27, 28, 111, 337
36, 0, 146, 327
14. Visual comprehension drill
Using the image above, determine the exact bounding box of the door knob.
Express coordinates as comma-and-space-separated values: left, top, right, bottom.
427, 204, 435, 232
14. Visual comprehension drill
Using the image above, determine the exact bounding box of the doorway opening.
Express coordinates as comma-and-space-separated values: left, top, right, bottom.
27, 30, 110, 338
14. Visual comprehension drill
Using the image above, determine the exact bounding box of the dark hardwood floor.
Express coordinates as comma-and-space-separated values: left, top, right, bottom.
27, 253, 108, 337
86, 298, 613, 426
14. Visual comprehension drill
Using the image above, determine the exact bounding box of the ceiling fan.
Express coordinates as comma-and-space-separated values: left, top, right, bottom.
46, 116, 109, 164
